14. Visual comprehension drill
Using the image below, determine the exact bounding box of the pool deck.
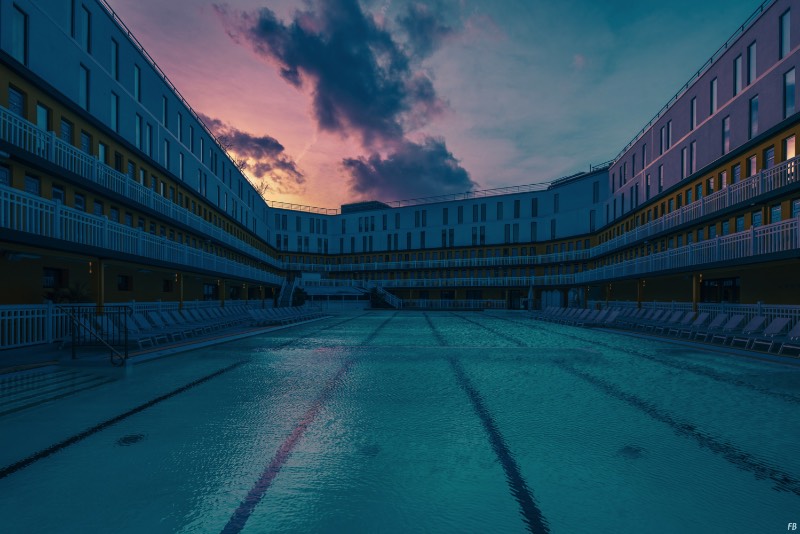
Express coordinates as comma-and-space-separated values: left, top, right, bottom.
0, 314, 335, 376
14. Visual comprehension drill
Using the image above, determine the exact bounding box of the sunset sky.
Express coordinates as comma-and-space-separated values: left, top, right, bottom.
107, 0, 756, 209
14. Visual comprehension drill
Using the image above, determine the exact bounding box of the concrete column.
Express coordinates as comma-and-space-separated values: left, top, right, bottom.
92, 258, 105, 313
177, 273, 184, 310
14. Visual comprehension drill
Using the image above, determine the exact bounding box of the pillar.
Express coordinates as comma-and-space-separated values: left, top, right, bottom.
92, 258, 105, 313
177, 273, 184, 310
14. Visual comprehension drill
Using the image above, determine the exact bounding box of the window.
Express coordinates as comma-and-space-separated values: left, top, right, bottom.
109, 207, 119, 223
77, 5, 91, 52
793, 198, 800, 218
667, 120, 672, 148
8, 86, 25, 118
690, 141, 696, 174
11, 6, 28, 65
764, 146, 775, 169
24, 175, 40, 196
135, 114, 142, 149
784, 69, 796, 118
111, 38, 119, 80
134, 65, 141, 102
514, 199, 520, 218
179, 153, 184, 179
658, 165, 664, 193
74, 193, 86, 211
722, 116, 731, 154
749, 96, 758, 139
178, 113, 183, 144
60, 118, 73, 143
80, 131, 91, 154
659, 125, 665, 155
734, 55, 742, 95
722, 221, 729, 235
690, 97, 697, 130
110, 92, 119, 132
93, 200, 104, 216
710, 78, 718, 114
98, 142, 107, 163
79, 65, 90, 110
162, 96, 168, 126
784, 135, 796, 160
553, 194, 559, 213
751, 210, 762, 227
36, 103, 50, 130
645, 174, 651, 200
531, 198, 538, 216
781, 9, 791, 60
550, 219, 556, 239
496, 202, 503, 220
747, 42, 757, 85
589, 210, 596, 232
718, 171, 727, 189
164, 140, 170, 169
51, 184, 65, 202
117, 275, 132, 291
771, 204, 782, 223
681, 147, 688, 179
732, 163, 741, 183
747, 155, 757, 177
146, 124, 153, 156
736, 215, 745, 232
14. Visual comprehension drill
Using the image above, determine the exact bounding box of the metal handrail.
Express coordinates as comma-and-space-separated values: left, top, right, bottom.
58, 305, 129, 366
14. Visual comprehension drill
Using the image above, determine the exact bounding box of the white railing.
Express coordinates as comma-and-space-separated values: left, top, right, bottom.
403, 299, 506, 310
0, 185, 283, 285
0, 106, 283, 269
0, 300, 268, 350
578, 217, 800, 283
366, 277, 533, 288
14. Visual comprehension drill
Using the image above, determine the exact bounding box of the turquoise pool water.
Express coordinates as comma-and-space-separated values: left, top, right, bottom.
0, 311, 798, 533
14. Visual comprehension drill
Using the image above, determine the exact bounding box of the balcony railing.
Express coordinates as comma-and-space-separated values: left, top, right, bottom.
0, 105, 283, 269
0, 185, 283, 285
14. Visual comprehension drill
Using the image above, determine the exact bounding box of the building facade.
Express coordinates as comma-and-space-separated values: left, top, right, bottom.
0, 0, 799, 310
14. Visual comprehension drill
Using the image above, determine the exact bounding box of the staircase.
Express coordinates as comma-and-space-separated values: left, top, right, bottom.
375, 286, 403, 309
277, 278, 298, 307
0, 367, 115, 417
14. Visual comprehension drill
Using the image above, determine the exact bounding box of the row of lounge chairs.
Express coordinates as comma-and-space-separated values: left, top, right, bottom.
535, 306, 800, 355
85, 305, 324, 350
248, 307, 325, 326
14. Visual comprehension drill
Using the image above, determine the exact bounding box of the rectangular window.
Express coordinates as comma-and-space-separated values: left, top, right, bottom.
74, 193, 86, 211
134, 65, 141, 102
11, 6, 28, 65
553, 194, 559, 213
80, 130, 91, 154
659, 126, 665, 154
793, 198, 800, 218
749, 95, 758, 139
514, 199, 520, 218
60, 118, 73, 143
658, 165, 664, 192
110, 92, 119, 132
36, 103, 50, 130
747, 42, 757, 85
111, 38, 119, 80
747, 155, 757, 177
752, 210, 762, 227
164, 140, 170, 169
734, 55, 742, 95
77, 5, 91, 52
93, 200, 104, 216
771, 204, 782, 223
784, 68, 796, 118
781, 10, 791, 59
531, 198, 538, 216
550, 219, 556, 240
690, 140, 696, 173
8, 86, 25, 118
146, 124, 153, 156
733, 163, 741, 183
178, 113, 183, 144
710, 78, 718, 114
764, 146, 775, 169
645, 174, 651, 199
736, 215, 745, 232
51, 184, 65, 203
695, 183, 703, 201
98, 142, 107, 163
722, 116, 731, 154
496, 202, 503, 220
722, 221, 729, 235
135, 114, 142, 149
784, 135, 796, 160
78, 65, 90, 110
179, 152, 184, 179
690, 97, 697, 130
24, 175, 40, 196
162, 96, 168, 126
667, 120, 672, 148
681, 147, 688, 179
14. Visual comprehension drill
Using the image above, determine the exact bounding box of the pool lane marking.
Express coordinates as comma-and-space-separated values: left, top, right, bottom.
456, 315, 800, 497
0, 360, 245, 481
491, 315, 800, 405
425, 314, 549, 533
220, 312, 396, 533
220, 358, 355, 534
555, 361, 800, 497
448, 356, 550, 534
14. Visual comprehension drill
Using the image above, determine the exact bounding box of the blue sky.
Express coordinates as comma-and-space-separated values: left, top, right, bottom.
109, 0, 758, 207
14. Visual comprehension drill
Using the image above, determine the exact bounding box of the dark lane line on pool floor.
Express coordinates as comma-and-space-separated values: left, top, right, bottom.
0, 315, 369, 482
458, 315, 800, 497
424, 314, 550, 534
221, 312, 397, 534
0, 360, 245, 481
490, 315, 800, 405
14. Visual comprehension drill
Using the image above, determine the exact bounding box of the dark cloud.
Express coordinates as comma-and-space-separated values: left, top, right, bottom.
198, 113, 304, 194
343, 137, 476, 201
396, 2, 455, 58
218, 0, 445, 147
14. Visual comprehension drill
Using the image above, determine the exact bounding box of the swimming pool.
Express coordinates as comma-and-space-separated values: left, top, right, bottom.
0, 311, 797, 533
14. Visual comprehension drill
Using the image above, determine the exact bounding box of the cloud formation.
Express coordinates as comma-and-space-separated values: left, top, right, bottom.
217, 0, 474, 201
343, 137, 475, 200
198, 113, 305, 194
